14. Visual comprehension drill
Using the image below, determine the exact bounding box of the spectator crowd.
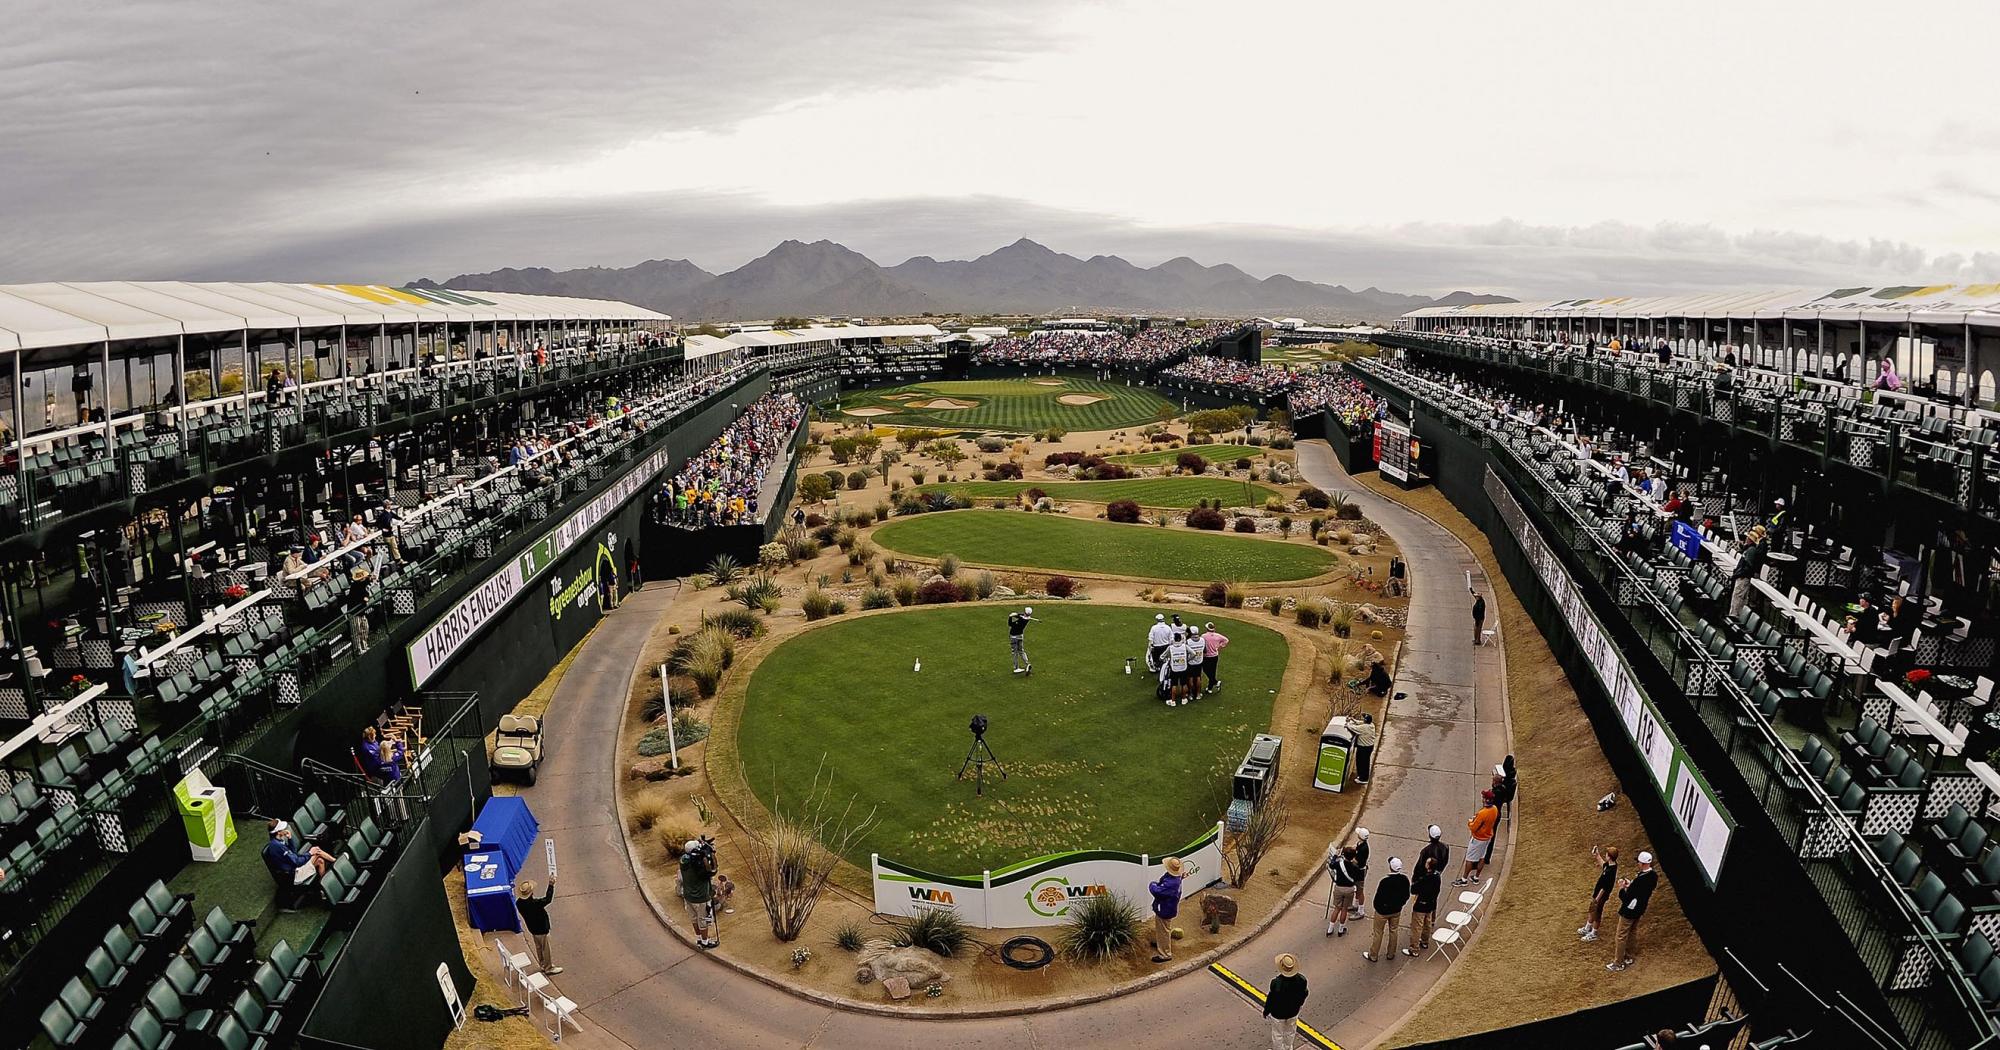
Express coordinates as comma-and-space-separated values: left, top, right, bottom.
653, 392, 805, 528
970, 323, 1237, 369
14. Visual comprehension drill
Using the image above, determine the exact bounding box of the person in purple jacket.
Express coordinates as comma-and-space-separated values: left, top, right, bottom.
1149, 856, 1186, 963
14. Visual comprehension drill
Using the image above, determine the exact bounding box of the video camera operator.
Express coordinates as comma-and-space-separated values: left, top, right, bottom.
1008, 606, 1038, 675
677, 835, 721, 949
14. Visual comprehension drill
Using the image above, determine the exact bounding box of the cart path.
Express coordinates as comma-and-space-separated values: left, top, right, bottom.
494, 439, 1512, 1049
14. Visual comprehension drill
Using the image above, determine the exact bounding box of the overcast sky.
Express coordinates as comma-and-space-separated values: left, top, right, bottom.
9, 1, 2000, 297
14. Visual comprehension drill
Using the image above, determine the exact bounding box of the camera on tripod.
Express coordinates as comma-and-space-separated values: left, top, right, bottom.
969, 714, 989, 740
957, 714, 1006, 795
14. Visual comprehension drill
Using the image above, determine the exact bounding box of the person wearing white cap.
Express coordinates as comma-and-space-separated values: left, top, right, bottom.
1007, 606, 1038, 675
1349, 828, 1371, 920
1323, 843, 1360, 937
1608, 851, 1657, 972
1418, 823, 1449, 878
1363, 856, 1409, 962
1264, 952, 1309, 1049
261, 818, 333, 891
1147, 613, 1173, 671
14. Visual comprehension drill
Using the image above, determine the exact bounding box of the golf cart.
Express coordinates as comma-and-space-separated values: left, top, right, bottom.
491, 714, 544, 785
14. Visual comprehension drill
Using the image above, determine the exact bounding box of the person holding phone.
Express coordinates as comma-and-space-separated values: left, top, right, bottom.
1580, 845, 1618, 943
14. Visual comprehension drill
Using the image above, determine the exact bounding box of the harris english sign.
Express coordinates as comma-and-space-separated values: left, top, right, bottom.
407, 445, 672, 687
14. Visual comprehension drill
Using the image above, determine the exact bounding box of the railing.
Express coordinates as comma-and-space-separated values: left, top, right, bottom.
1355, 357, 1996, 1050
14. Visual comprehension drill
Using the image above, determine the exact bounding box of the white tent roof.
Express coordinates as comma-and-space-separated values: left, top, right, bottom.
0, 281, 670, 351
1404, 284, 2000, 328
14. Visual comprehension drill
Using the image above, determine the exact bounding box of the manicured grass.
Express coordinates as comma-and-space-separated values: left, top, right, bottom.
832, 373, 1176, 433
915, 477, 1276, 507
872, 510, 1337, 582
1107, 443, 1275, 467
738, 605, 1290, 873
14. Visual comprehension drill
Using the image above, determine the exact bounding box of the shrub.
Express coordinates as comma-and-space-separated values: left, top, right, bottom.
1106, 499, 1142, 524
1329, 605, 1356, 636
938, 553, 961, 579
956, 578, 978, 601
833, 526, 859, 551
1337, 502, 1364, 521
1187, 408, 1245, 434
1300, 486, 1330, 509
892, 907, 970, 957
686, 572, 715, 591
875, 501, 893, 523
672, 711, 711, 746
804, 513, 826, 528
627, 795, 669, 832
834, 921, 866, 952
847, 470, 870, 490
846, 508, 876, 529
1059, 891, 1144, 964
706, 553, 741, 583
1326, 489, 1352, 517
1270, 436, 1294, 449
975, 435, 1007, 453
798, 474, 833, 503
1176, 451, 1208, 474
828, 437, 858, 464
1084, 461, 1134, 480
1235, 457, 1253, 470
993, 461, 1023, 480
813, 523, 841, 545
728, 572, 783, 611
699, 607, 763, 639
758, 541, 789, 569
915, 578, 960, 604
821, 470, 845, 493
642, 677, 696, 722
849, 540, 874, 567
786, 535, 822, 563
1267, 595, 1286, 616
1309, 517, 1326, 539
1023, 487, 1048, 504
1225, 581, 1248, 608
1186, 506, 1225, 530
1202, 581, 1227, 607
1045, 575, 1077, 598
1276, 515, 1293, 537
1294, 602, 1322, 629
910, 468, 927, 485
1233, 516, 1256, 533
1263, 496, 1287, 512
894, 496, 927, 516
801, 588, 833, 621
829, 599, 847, 615
861, 587, 895, 610
975, 570, 997, 599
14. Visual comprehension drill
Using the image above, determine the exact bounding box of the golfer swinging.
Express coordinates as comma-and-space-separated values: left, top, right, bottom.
1009, 606, 1039, 675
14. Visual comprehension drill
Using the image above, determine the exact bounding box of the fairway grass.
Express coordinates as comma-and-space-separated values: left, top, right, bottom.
834, 373, 1175, 432
737, 605, 1291, 873
872, 510, 1337, 582
913, 476, 1276, 507
1107, 443, 1275, 467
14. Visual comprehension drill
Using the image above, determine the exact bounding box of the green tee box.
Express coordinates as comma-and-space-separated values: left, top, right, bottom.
173, 769, 238, 862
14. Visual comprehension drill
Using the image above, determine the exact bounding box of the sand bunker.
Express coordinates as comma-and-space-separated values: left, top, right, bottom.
910, 398, 978, 410
1028, 378, 1066, 386
844, 407, 896, 417
1057, 394, 1110, 406
881, 393, 921, 401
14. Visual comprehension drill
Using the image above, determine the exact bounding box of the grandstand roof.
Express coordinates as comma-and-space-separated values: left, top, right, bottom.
0, 281, 670, 350
1403, 284, 2000, 327
693, 323, 944, 354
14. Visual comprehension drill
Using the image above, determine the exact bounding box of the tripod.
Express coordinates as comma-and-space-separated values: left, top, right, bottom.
956, 732, 1008, 796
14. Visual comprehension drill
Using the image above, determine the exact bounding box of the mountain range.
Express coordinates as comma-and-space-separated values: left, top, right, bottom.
413, 238, 1513, 322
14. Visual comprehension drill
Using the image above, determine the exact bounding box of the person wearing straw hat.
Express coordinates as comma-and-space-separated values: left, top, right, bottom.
515, 877, 561, 975
1263, 952, 1309, 1049
1147, 856, 1185, 964
1608, 851, 1658, 972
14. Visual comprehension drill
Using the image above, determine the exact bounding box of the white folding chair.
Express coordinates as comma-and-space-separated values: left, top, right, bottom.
1458, 877, 1493, 909
493, 939, 530, 991
1977, 676, 1995, 703
1427, 924, 1463, 960
538, 986, 583, 1042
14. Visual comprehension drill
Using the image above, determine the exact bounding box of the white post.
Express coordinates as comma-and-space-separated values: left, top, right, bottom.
982, 870, 992, 928
659, 664, 679, 770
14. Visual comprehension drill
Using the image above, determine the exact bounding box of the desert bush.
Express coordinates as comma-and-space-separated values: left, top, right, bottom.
1186, 506, 1225, 530
1176, 451, 1208, 474
706, 553, 741, 583
861, 587, 895, 610
642, 677, 696, 722
847, 470, 870, 490
1202, 581, 1227, 607
833, 526, 858, 551
1106, 498, 1142, 524
1329, 605, 1356, 636
846, 508, 876, 529
822, 469, 846, 492
759, 542, 789, 569
1337, 501, 1364, 521
798, 474, 833, 503
687, 572, 715, 591
1294, 602, 1323, 629
672, 711, 711, 745
813, 523, 841, 545
993, 461, 1023, 480
875, 501, 893, 522
698, 608, 763, 639
1263, 496, 1287, 511
834, 921, 866, 952
627, 794, 669, 832
785, 535, 821, 563
956, 578, 978, 601
938, 553, 961, 579
975, 570, 997, 599
892, 907, 970, 957
910, 468, 927, 485
801, 588, 833, 621
804, 513, 826, 528
1300, 486, 1330, 509
1235, 456, 1253, 470
1225, 581, 1248, 608
1059, 892, 1145, 964
975, 435, 1007, 453
1276, 515, 1293, 537
1233, 516, 1256, 533
917, 578, 961, 604
1270, 436, 1294, 449
1267, 595, 1286, 617
1045, 575, 1077, 598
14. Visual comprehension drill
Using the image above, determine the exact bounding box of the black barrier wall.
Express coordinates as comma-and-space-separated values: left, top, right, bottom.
1350, 368, 1902, 1034
1401, 976, 1715, 1050
642, 415, 806, 579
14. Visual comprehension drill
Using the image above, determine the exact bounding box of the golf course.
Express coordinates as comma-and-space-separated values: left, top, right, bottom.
834, 374, 1175, 432
912, 476, 1277, 507
736, 604, 1291, 873
871, 510, 1339, 582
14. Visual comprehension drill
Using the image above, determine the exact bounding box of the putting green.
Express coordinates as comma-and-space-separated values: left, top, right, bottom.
872, 510, 1336, 582
833, 374, 1175, 433
737, 605, 1290, 873
914, 477, 1277, 508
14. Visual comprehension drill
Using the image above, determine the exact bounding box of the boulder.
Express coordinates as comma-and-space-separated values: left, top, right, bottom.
627, 760, 672, 782
882, 976, 912, 1000
856, 942, 952, 989
1201, 894, 1240, 932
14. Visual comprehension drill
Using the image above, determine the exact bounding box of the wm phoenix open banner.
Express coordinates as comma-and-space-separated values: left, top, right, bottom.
407, 444, 674, 688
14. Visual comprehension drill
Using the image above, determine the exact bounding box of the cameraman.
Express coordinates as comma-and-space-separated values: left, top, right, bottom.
677, 837, 720, 949
1007, 606, 1036, 675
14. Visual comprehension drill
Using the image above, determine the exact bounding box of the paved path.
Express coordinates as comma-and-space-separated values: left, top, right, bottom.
496, 439, 1511, 1049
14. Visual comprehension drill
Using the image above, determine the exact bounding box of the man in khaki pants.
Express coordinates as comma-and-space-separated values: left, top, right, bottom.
1607, 851, 1657, 972
1361, 857, 1409, 962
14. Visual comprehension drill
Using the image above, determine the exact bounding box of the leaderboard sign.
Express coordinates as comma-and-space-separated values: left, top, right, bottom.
1375, 419, 1418, 484
1485, 467, 1734, 885
408, 444, 674, 688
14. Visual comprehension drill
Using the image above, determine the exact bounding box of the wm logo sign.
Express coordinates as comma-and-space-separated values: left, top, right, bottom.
908, 887, 955, 905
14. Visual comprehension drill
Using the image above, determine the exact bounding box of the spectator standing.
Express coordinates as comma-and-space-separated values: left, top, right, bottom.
1148, 856, 1185, 963
1263, 953, 1309, 1050
1728, 527, 1765, 619
1324, 844, 1360, 936
1419, 823, 1450, 877
1349, 827, 1371, 920
1405, 854, 1442, 955
1472, 592, 1487, 646
1352, 715, 1379, 783
1493, 754, 1518, 819
1608, 851, 1658, 971
1363, 857, 1409, 962
1458, 791, 1499, 886
515, 878, 562, 975
1581, 845, 1619, 942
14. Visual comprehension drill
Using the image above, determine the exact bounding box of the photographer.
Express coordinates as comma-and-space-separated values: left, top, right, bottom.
1007, 606, 1037, 675
677, 837, 720, 949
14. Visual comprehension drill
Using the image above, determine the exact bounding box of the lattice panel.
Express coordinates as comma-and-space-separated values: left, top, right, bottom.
1863, 695, 1894, 727
101, 698, 136, 731
1860, 791, 1919, 837
0, 687, 26, 720
92, 811, 131, 853
391, 589, 416, 616
1779, 416, 1798, 442
127, 465, 147, 496
1891, 943, 1935, 991
1800, 813, 1853, 859
1685, 660, 1723, 698
1714, 399, 1736, 423
1925, 772, 1985, 820
277, 672, 301, 707
81, 639, 114, 670
1849, 436, 1877, 469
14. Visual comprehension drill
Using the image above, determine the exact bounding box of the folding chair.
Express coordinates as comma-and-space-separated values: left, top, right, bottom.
536, 985, 582, 1043
1458, 877, 1493, 909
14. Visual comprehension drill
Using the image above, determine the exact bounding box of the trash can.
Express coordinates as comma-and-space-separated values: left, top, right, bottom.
1314, 717, 1355, 793
173, 770, 237, 862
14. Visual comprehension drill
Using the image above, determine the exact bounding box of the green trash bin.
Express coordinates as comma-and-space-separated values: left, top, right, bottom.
173, 770, 237, 862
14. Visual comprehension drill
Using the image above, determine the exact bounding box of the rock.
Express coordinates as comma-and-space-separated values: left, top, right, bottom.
992, 585, 1017, 598
627, 760, 672, 781
883, 976, 912, 1000
1201, 895, 1240, 931
857, 943, 952, 989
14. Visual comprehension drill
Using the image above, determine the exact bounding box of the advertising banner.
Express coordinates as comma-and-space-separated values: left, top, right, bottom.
871, 824, 1225, 929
